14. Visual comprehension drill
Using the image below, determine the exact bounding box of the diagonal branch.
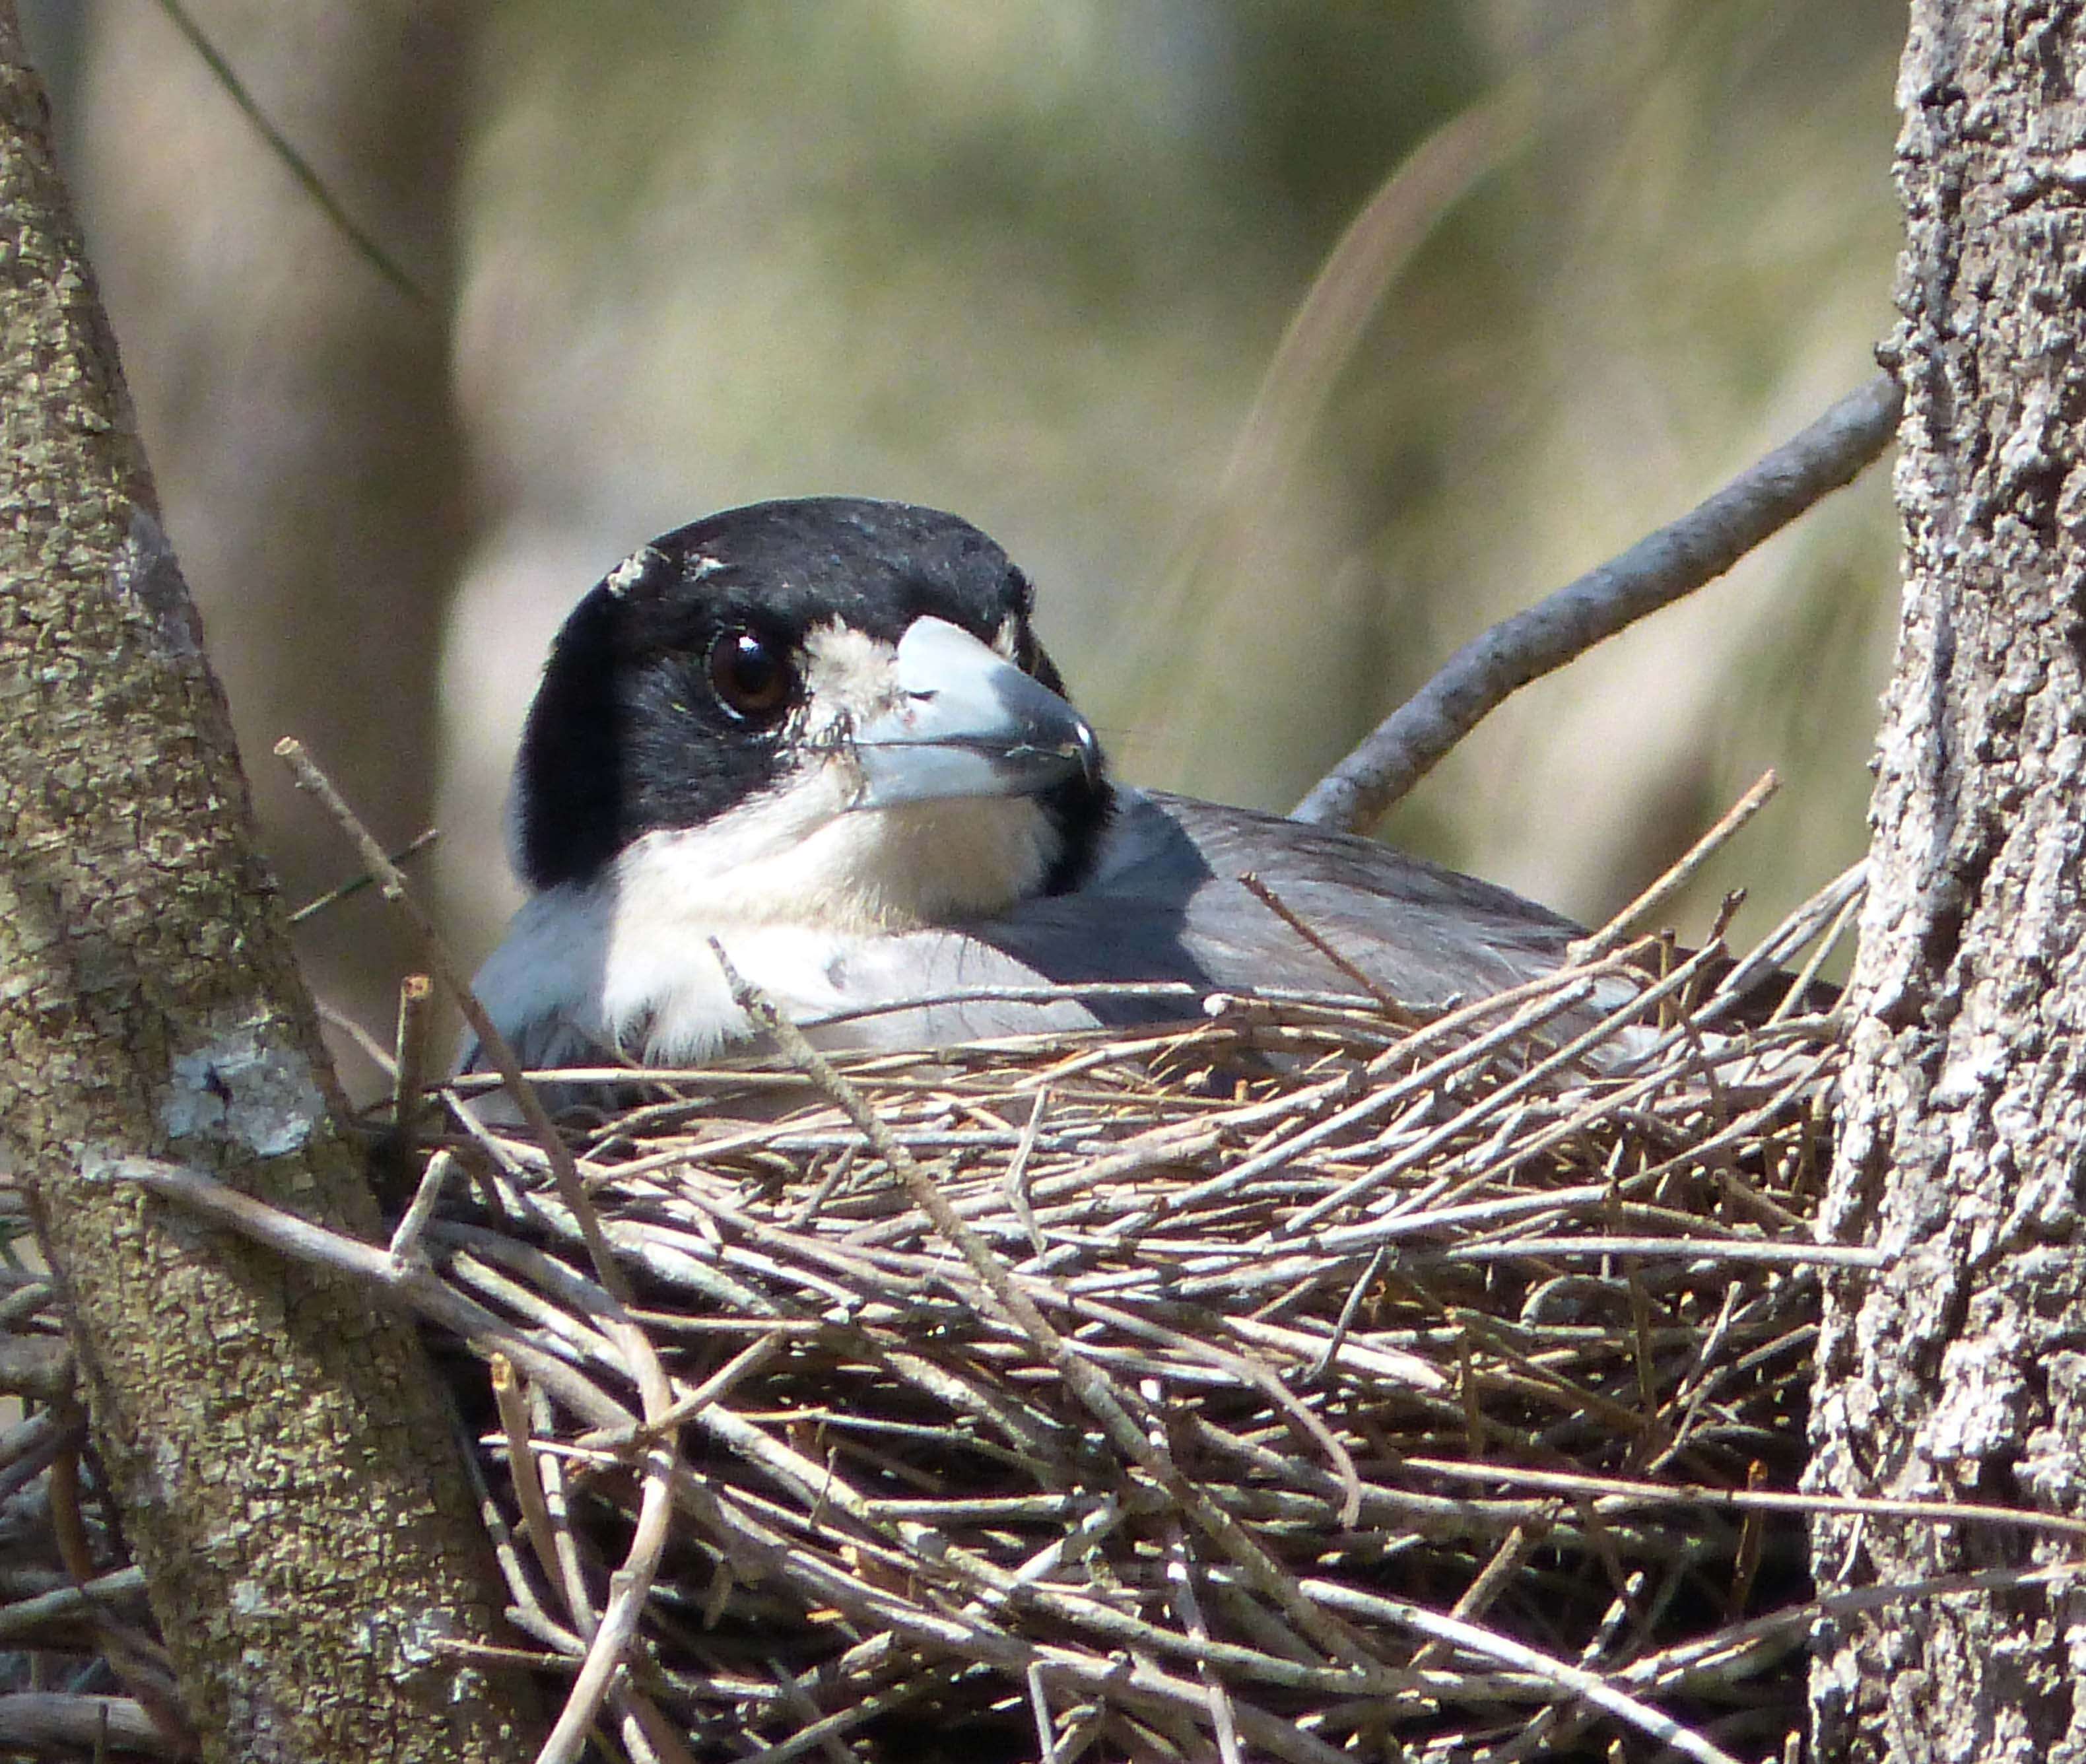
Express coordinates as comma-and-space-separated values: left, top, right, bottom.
1292, 374, 1902, 834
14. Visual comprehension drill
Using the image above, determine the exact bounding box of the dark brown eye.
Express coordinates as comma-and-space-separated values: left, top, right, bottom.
707, 629, 794, 722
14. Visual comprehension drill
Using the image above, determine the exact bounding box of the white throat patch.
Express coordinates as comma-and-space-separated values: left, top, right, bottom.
614, 782, 1058, 935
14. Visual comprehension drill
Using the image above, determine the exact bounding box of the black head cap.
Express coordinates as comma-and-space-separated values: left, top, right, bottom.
510, 497, 1107, 891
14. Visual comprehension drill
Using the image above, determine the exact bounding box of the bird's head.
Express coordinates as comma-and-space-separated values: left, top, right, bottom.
509, 498, 1109, 932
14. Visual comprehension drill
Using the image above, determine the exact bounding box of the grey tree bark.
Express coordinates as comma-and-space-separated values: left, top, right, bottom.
1809, 4, 2086, 1761
0, 5, 536, 1757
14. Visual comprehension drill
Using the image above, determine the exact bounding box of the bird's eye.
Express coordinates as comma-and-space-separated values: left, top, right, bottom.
706, 629, 795, 723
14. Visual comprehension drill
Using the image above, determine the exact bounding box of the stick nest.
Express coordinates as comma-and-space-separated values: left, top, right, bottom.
0, 872, 1869, 1764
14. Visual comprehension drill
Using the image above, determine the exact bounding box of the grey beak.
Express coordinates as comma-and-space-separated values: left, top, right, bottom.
848, 617, 1100, 811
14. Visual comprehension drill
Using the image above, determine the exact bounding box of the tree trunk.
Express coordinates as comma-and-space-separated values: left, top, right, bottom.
0, 7, 535, 1759
1809, 5, 2086, 1761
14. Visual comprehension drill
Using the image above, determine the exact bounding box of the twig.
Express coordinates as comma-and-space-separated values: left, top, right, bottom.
1025, 1662, 1061, 1764
762, 1659, 855, 1764
275, 737, 628, 1303
1238, 873, 1416, 1021
1619, 1563, 2083, 1692
1769, 872, 1864, 1023
538, 1331, 679, 1764
383, 973, 435, 1163
0, 1570, 147, 1645
1406, 1512, 1556, 1678
1572, 771, 1780, 961
46, 1420, 95, 1586
1299, 1580, 1744, 1764
1002, 1089, 1050, 1257
313, 998, 397, 1077
0, 1692, 172, 1757
490, 1357, 566, 1619
1435, 1237, 1887, 1270
386, 1147, 458, 1267
1698, 862, 1867, 1025
1399, 1458, 2086, 1541
1161, 1518, 1242, 1764
710, 940, 1394, 1678
454, 1408, 577, 1658
149, 0, 430, 307
94, 1154, 635, 1433
287, 828, 440, 924
1292, 374, 1903, 832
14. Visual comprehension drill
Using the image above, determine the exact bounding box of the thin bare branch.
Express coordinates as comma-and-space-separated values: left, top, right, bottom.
148, 0, 430, 306
1293, 374, 1902, 832
275, 736, 628, 1303
1573, 770, 1780, 961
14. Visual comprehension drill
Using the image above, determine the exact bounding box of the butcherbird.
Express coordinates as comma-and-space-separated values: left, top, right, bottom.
464, 496, 1599, 1075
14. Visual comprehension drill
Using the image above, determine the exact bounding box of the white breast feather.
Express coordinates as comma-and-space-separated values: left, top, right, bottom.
467, 776, 1065, 1068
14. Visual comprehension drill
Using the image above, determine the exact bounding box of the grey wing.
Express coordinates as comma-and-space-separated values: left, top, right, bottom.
978, 788, 1584, 1013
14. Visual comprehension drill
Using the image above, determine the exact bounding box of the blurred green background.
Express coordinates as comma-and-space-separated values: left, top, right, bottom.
26, 1, 1904, 1091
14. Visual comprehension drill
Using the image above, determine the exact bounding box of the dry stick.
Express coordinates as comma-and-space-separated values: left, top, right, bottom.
1619, 1563, 2081, 1693
1297, 1580, 1743, 1764
1769, 871, 1865, 1024
314, 998, 399, 1077
384, 972, 435, 1161
1159, 1516, 1242, 1764
1293, 374, 1903, 834
458, 1403, 574, 1654
539, 1323, 680, 1764
286, 827, 440, 924
1479, 1570, 1648, 1764
1238, 873, 1413, 1021
1402, 1512, 1559, 1691
386, 1147, 459, 1266
490, 1356, 567, 1619
613, 1689, 704, 1764
1727, 1462, 1770, 1619
98, 1156, 636, 1435
0, 1693, 171, 1758
577, 1329, 789, 1454
274, 737, 628, 1304
46, 1424, 96, 1589
0, 1571, 147, 1647
1397, 1457, 2086, 1542
710, 941, 1393, 1679
1025, 1662, 1061, 1764
1003, 1088, 1050, 1257
1697, 861, 1867, 1022
737, 1665, 974, 1764
762, 1658, 856, 1764
1304, 1242, 1391, 1384
1570, 771, 1780, 962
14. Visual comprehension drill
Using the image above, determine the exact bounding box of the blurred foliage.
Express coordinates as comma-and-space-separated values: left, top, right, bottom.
63, 0, 1903, 1058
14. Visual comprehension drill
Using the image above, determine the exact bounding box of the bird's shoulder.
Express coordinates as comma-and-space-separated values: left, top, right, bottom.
1118, 792, 1578, 926
980, 787, 1584, 1009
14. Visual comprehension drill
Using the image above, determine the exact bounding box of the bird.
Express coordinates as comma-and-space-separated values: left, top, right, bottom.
462, 496, 1603, 1076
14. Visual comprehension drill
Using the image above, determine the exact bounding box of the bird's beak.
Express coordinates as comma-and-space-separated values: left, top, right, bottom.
847, 617, 1100, 810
